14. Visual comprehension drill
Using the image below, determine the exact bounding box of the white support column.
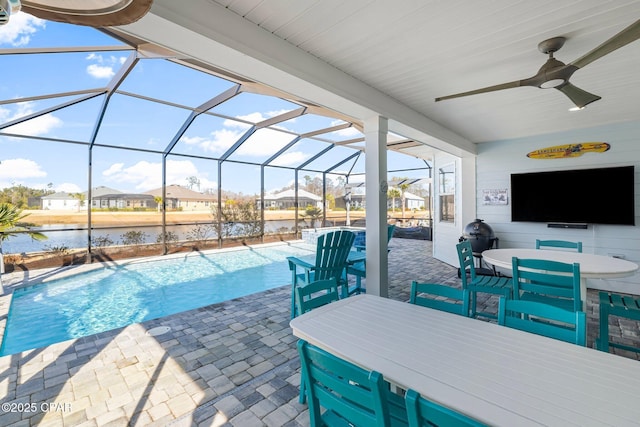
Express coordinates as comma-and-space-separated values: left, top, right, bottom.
364, 115, 388, 297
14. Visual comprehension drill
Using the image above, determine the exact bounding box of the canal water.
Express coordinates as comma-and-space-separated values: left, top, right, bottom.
2, 218, 352, 254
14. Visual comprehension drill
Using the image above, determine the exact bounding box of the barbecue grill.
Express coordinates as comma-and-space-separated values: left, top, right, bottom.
458, 219, 499, 276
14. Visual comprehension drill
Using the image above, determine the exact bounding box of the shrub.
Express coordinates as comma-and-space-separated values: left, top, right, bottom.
44, 244, 70, 255
120, 230, 149, 246
91, 235, 114, 248
156, 231, 179, 243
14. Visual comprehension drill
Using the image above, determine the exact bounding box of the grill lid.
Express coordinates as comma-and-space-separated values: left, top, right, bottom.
461, 218, 496, 253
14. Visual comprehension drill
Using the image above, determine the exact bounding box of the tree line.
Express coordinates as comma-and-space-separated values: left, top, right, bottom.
0, 185, 55, 209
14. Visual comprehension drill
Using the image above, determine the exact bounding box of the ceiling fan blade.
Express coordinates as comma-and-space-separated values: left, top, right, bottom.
570, 19, 640, 69
435, 80, 523, 102
556, 83, 601, 108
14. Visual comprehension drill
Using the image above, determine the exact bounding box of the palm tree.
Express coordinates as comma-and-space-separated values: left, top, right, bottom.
387, 188, 401, 213
70, 192, 86, 212
154, 196, 163, 212
0, 203, 47, 278
398, 181, 411, 219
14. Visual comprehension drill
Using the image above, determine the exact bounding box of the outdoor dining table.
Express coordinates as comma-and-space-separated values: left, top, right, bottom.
290, 294, 640, 426
482, 248, 639, 310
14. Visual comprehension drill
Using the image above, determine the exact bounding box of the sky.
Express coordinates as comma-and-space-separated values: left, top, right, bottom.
0, 12, 430, 196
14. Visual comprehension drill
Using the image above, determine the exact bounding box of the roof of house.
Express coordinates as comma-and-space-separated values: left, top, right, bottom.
93, 193, 156, 200
145, 184, 217, 200
85, 186, 123, 197
264, 189, 322, 201
41, 192, 75, 200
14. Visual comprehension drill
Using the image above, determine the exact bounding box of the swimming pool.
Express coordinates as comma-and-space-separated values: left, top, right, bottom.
0, 242, 315, 356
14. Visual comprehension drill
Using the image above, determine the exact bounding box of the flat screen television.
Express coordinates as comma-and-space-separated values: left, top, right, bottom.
510, 165, 635, 225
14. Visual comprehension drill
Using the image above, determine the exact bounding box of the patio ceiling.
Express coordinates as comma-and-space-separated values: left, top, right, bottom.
113, 0, 640, 154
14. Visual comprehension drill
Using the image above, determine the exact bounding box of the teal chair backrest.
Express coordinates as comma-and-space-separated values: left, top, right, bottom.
405, 389, 488, 427
387, 224, 396, 242
314, 230, 356, 281
297, 340, 391, 427
536, 239, 582, 252
409, 282, 470, 316
295, 278, 339, 315
353, 224, 395, 250
511, 257, 581, 312
498, 297, 587, 346
456, 240, 477, 288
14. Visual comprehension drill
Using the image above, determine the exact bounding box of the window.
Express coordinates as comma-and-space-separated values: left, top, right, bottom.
439, 163, 455, 223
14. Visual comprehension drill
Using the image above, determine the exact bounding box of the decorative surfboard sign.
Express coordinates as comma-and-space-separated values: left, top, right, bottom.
527, 142, 610, 159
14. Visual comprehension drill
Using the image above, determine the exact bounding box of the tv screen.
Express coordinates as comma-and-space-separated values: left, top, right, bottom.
510, 166, 635, 225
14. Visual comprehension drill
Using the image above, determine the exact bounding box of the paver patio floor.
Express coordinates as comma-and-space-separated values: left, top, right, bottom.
0, 238, 637, 426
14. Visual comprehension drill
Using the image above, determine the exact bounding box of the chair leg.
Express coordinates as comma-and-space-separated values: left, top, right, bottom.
470, 291, 477, 317
299, 375, 306, 404
597, 303, 610, 352
291, 282, 297, 319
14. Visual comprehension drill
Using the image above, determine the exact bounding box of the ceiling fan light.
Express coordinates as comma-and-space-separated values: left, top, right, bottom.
540, 78, 565, 89
569, 106, 585, 112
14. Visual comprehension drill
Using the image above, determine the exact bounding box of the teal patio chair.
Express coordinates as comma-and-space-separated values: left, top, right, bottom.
295, 278, 340, 316
297, 340, 407, 427
536, 239, 582, 252
405, 389, 488, 427
294, 278, 340, 404
498, 297, 586, 346
456, 240, 511, 318
344, 260, 366, 298
354, 224, 396, 251
409, 282, 470, 316
597, 291, 640, 354
512, 257, 581, 312
287, 230, 355, 318
344, 224, 396, 297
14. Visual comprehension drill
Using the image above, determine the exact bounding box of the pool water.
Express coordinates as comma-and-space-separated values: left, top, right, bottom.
0, 243, 314, 356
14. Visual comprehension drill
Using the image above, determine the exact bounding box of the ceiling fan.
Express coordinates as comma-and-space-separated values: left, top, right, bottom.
435, 18, 640, 108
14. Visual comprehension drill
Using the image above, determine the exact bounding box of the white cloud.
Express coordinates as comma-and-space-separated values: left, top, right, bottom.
182, 121, 295, 158
101, 159, 216, 192
55, 183, 82, 193
182, 128, 241, 154
0, 12, 45, 46
86, 64, 115, 79
85, 54, 126, 80
0, 158, 47, 180
102, 163, 124, 177
0, 102, 63, 136
270, 151, 307, 167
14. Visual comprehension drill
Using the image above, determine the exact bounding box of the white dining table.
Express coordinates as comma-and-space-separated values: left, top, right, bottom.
482, 248, 639, 310
290, 294, 640, 427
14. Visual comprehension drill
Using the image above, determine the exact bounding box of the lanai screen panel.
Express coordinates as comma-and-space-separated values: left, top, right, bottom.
93, 93, 192, 150
211, 92, 302, 124
3, 51, 123, 98
116, 59, 237, 108
4, 18, 127, 49
302, 145, 360, 174
0, 94, 105, 142
171, 113, 245, 158
276, 113, 341, 134
267, 138, 331, 168
225, 128, 298, 164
